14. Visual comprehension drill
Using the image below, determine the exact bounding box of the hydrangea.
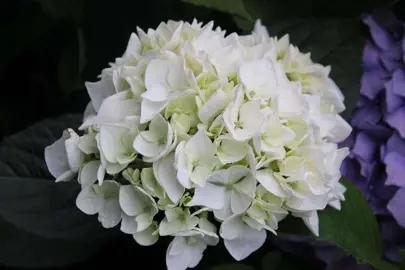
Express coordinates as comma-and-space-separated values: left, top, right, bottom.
328, 10, 405, 266
45, 19, 351, 270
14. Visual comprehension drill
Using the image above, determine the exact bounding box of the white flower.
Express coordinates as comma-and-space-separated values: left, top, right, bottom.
166, 236, 207, 270
243, 185, 288, 233
238, 59, 284, 101
215, 135, 247, 164
77, 131, 98, 155
253, 113, 295, 160
220, 214, 267, 261
119, 185, 158, 233
134, 114, 177, 163
78, 160, 100, 187
46, 19, 353, 269
45, 129, 83, 182
159, 207, 200, 236
271, 83, 308, 119
223, 85, 265, 141
96, 116, 142, 180
140, 53, 196, 123
175, 128, 218, 188
153, 153, 185, 204
76, 180, 122, 228
187, 165, 256, 220
133, 221, 160, 246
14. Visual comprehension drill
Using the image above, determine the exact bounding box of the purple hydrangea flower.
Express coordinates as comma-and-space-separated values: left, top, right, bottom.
340, 10, 405, 263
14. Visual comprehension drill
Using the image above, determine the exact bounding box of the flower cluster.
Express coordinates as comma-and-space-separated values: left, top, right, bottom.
340, 11, 405, 263
45, 19, 351, 270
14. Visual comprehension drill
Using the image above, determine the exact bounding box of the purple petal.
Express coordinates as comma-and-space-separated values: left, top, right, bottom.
341, 158, 369, 193
362, 41, 381, 69
380, 48, 403, 72
387, 188, 405, 229
351, 106, 381, 127
352, 132, 378, 162
384, 132, 405, 157
363, 14, 396, 51
384, 152, 405, 187
357, 159, 378, 179
385, 107, 405, 138
356, 95, 374, 108
392, 68, 405, 97
385, 78, 404, 113
360, 72, 385, 99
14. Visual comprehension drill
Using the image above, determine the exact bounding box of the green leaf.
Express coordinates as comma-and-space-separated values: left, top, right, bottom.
279, 179, 398, 270
261, 251, 281, 270
0, 115, 119, 268
183, 0, 254, 21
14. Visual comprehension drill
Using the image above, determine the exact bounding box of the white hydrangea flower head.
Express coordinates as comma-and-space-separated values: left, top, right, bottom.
45, 19, 352, 270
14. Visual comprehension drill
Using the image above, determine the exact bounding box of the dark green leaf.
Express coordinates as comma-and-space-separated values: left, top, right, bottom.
35, 0, 84, 26
261, 251, 281, 270
209, 263, 254, 270
183, 0, 253, 21
0, 216, 104, 269
0, 115, 119, 268
279, 179, 397, 270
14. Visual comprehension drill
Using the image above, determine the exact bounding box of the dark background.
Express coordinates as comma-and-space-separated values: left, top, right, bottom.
1, 0, 404, 269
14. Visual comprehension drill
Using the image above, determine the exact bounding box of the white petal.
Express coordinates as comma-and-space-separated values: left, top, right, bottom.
175, 141, 193, 189
154, 153, 185, 204
124, 32, 142, 56
121, 213, 138, 234
166, 237, 206, 270
83, 102, 97, 122
327, 115, 352, 143
140, 99, 167, 124
238, 100, 265, 137
142, 84, 169, 102
99, 124, 129, 163
213, 191, 232, 221
119, 185, 146, 216
231, 190, 253, 215
76, 185, 103, 215
45, 130, 70, 179
220, 214, 247, 240
79, 160, 100, 187
64, 129, 83, 172
78, 134, 98, 154
216, 136, 247, 164
301, 210, 319, 237
198, 89, 232, 124
133, 132, 161, 157
133, 222, 159, 246
185, 128, 215, 158
224, 228, 266, 261
55, 170, 76, 182
145, 59, 172, 89
85, 77, 116, 112
159, 218, 184, 236
98, 198, 122, 228
97, 90, 140, 125
187, 182, 225, 209
135, 212, 154, 232
256, 169, 287, 197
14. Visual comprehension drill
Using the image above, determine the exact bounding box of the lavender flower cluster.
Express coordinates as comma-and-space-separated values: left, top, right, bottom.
340, 10, 405, 263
